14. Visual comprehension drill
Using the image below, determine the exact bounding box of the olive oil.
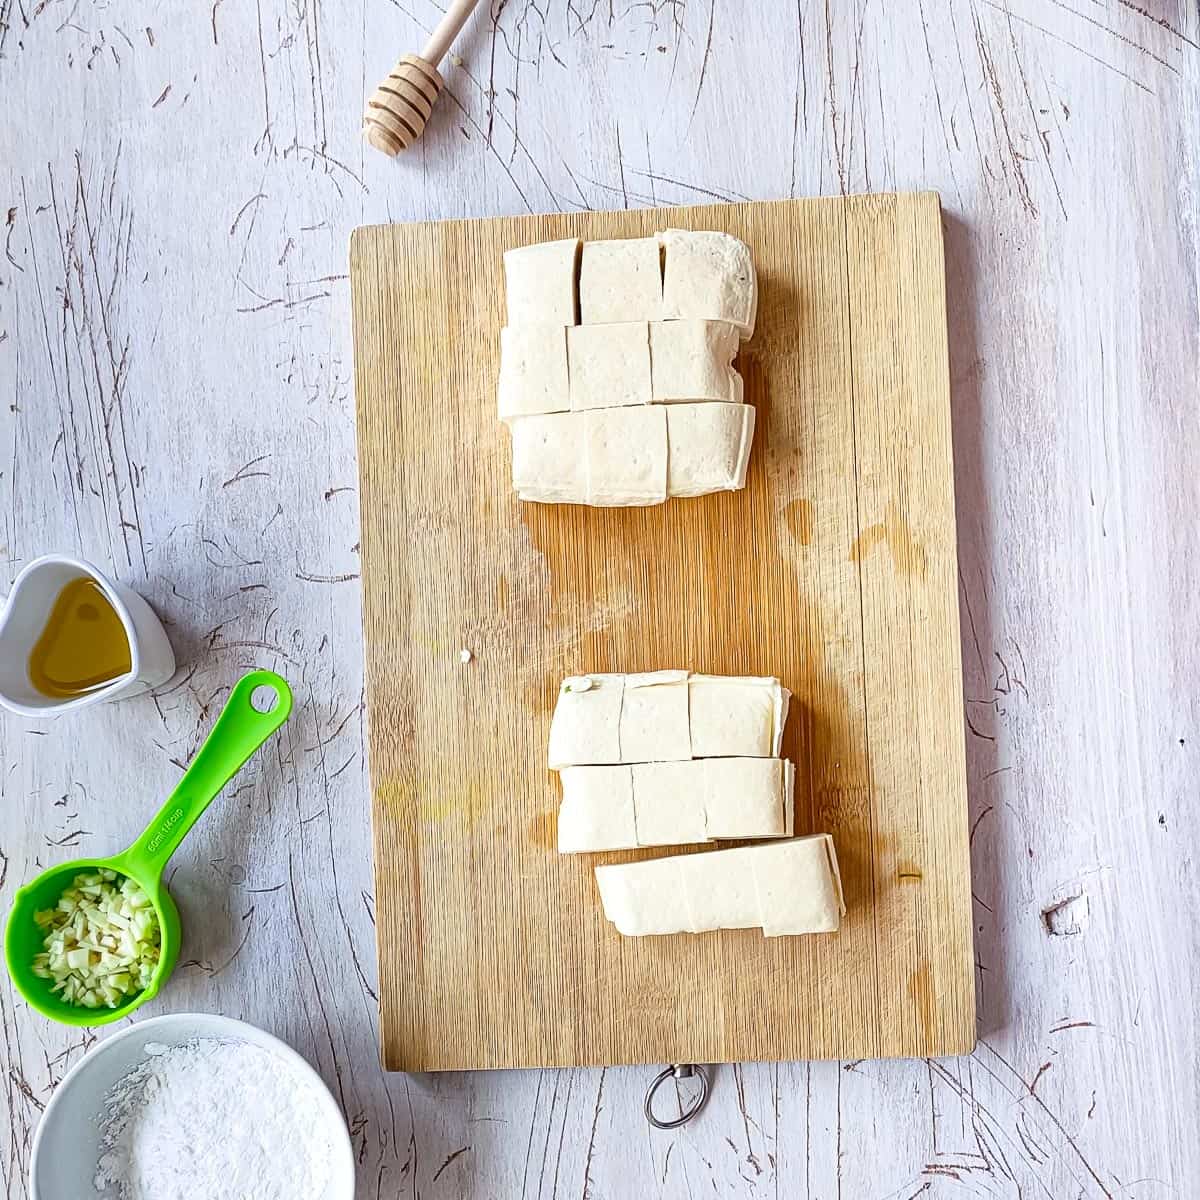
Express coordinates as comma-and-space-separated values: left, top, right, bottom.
28, 578, 132, 698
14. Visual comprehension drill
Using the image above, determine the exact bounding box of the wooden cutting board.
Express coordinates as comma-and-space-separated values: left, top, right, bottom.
349, 192, 974, 1072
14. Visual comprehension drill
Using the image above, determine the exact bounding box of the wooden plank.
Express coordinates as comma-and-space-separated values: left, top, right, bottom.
844, 193, 974, 1056
349, 193, 973, 1072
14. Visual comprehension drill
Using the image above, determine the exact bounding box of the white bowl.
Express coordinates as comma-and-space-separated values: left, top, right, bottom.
31, 1012, 355, 1200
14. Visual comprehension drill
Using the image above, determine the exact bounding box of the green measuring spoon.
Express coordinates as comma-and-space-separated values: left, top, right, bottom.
4, 669, 292, 1027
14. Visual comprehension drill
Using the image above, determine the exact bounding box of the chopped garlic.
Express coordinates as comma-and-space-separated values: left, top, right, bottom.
34, 871, 161, 1009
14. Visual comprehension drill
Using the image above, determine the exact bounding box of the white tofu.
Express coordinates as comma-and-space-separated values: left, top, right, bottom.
567, 322, 653, 411
557, 765, 638, 853
595, 856, 690, 936
631, 761, 708, 846
558, 756, 791, 851
618, 670, 691, 763
594, 836, 844, 937
584, 406, 668, 507
649, 320, 742, 403
688, 675, 789, 757
751, 835, 845, 936
547, 674, 625, 768
665, 403, 756, 498
509, 412, 587, 503
497, 325, 570, 419
548, 671, 790, 767
503, 237, 579, 327
680, 846, 761, 931
703, 757, 789, 839
660, 229, 757, 338
579, 237, 663, 324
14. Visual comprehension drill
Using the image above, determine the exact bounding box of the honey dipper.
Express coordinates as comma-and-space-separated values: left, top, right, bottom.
363, 0, 481, 156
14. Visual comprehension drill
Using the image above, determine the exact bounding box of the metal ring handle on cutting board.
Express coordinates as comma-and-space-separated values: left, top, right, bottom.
645, 1064, 710, 1130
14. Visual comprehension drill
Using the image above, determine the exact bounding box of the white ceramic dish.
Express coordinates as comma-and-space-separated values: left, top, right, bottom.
30, 1012, 355, 1200
0, 554, 175, 717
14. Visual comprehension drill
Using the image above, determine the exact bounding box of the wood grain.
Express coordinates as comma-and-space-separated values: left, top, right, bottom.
350, 193, 974, 1072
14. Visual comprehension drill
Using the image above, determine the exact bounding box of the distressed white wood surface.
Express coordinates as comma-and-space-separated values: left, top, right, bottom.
1, 1, 1197, 1196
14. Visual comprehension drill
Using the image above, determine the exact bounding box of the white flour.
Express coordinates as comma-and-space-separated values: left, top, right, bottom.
94, 1038, 337, 1200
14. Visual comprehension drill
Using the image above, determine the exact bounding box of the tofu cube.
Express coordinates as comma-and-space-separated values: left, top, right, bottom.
579, 237, 663, 324
649, 320, 742, 403
632, 762, 708, 846
689, 675, 782, 758
703, 757, 787, 839
584, 406, 668, 506
680, 845, 761, 931
752, 835, 845, 936
660, 229, 757, 338
568, 322, 653, 411
509, 412, 587, 504
497, 325, 570, 419
547, 674, 625, 767
557, 765, 638, 852
503, 237, 580, 326
665, 403, 756, 498
595, 856, 691, 936
618, 670, 691, 763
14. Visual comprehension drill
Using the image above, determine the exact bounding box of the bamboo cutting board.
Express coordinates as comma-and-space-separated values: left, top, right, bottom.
349, 192, 974, 1072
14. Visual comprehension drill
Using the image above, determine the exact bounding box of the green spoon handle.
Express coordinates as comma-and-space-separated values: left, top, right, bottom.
119, 671, 293, 879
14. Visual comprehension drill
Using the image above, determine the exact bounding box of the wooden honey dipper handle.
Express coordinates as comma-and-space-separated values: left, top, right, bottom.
363, 0, 480, 157
419, 0, 479, 65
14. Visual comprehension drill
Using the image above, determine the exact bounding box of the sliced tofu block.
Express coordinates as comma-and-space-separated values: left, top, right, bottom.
660, 229, 757, 338
557, 765, 638, 853
595, 836, 844, 937
680, 845, 761, 931
631, 761, 709, 846
547, 674, 625, 768
585, 405, 668, 507
752, 835, 846, 936
665, 403, 756, 498
497, 325, 570, 420
595, 856, 690, 936
509, 412, 587, 504
649, 320, 742, 403
558, 756, 791, 853
579, 237, 663, 324
503, 237, 580, 327
618, 670, 691, 763
689, 675, 789, 758
568, 322, 653, 411
703, 757, 789, 839
548, 671, 791, 766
